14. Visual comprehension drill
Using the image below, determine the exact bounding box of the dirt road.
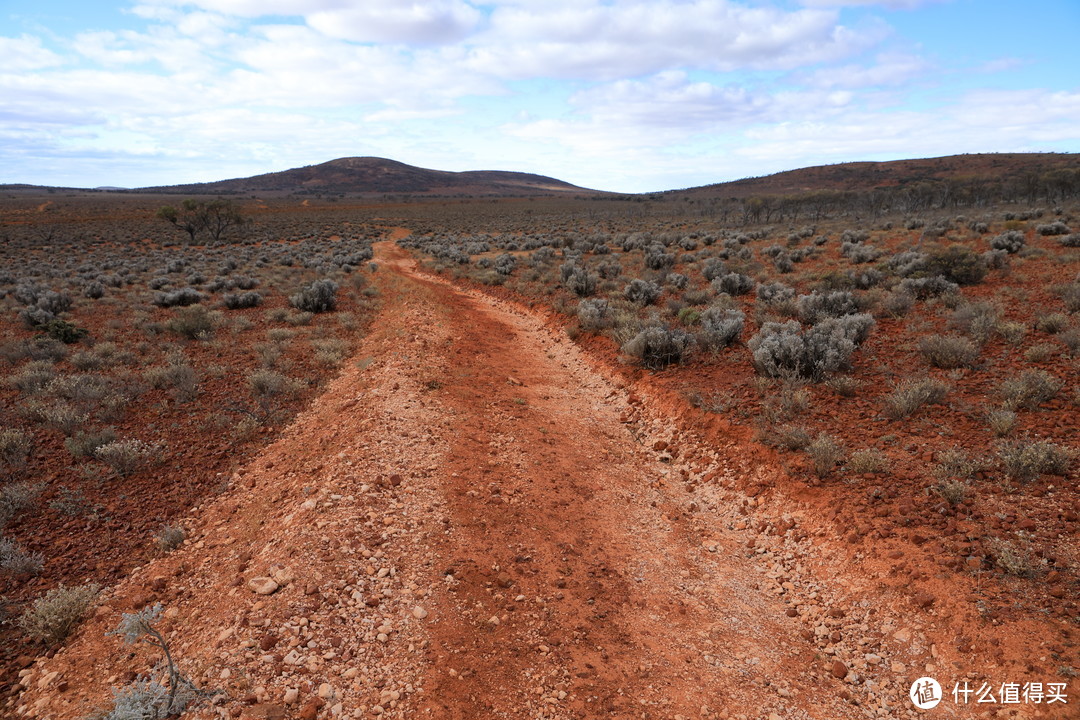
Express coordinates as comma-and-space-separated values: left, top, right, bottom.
13, 241, 990, 719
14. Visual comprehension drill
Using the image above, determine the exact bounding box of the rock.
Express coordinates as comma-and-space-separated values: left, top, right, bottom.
913, 592, 936, 609
411, 606, 429, 619
298, 701, 319, 720
259, 634, 278, 651
831, 660, 848, 679
248, 577, 280, 596
242, 705, 286, 720
317, 683, 334, 700
283, 688, 299, 704
270, 567, 295, 586
1049, 585, 1065, 599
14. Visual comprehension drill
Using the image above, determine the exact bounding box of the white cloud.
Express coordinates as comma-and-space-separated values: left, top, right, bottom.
799, 0, 951, 9
0, 35, 63, 71
307, 2, 482, 44
467, 1, 883, 80
797, 52, 930, 89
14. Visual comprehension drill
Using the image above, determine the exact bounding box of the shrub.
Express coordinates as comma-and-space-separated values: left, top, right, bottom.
24, 400, 88, 436
995, 320, 1027, 345
897, 276, 958, 299
987, 409, 1017, 437
0, 536, 44, 575
577, 299, 612, 332
990, 230, 1025, 254
624, 279, 662, 306
701, 257, 727, 281
806, 434, 844, 477
825, 375, 860, 397
494, 253, 517, 276
64, 427, 118, 459
1036, 221, 1071, 236
748, 315, 873, 381
881, 290, 915, 318
166, 305, 216, 340
990, 538, 1037, 578
667, 273, 689, 290
796, 291, 860, 324
925, 245, 987, 285
712, 273, 755, 296
144, 362, 198, 402
290, 279, 338, 313
1024, 343, 1057, 362
998, 440, 1073, 482
0, 481, 44, 530
622, 324, 692, 370
1059, 233, 1080, 248
1000, 370, 1062, 410
644, 246, 675, 270
756, 282, 795, 306
696, 307, 744, 351
847, 448, 888, 474
95, 438, 163, 476
152, 287, 203, 308
841, 242, 881, 263
883, 378, 949, 419
0, 427, 33, 477
18, 582, 101, 645
949, 301, 1001, 344
767, 424, 812, 451
1035, 313, 1069, 334
154, 525, 186, 553
919, 335, 979, 368
222, 291, 262, 309
564, 267, 598, 297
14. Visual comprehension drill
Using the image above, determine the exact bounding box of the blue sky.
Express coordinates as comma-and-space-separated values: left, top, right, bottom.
2, 0, 1078, 192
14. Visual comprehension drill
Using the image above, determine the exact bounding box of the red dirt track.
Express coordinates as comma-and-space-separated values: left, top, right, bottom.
11, 240, 1074, 720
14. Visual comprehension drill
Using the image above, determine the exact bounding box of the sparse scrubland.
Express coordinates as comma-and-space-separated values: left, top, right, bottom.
0, 158, 1078, 717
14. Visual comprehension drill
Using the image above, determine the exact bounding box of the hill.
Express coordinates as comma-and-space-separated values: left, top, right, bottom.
667, 152, 1080, 199
140, 156, 594, 196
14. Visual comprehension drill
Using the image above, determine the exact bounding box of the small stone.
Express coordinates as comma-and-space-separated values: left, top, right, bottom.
270, 567, 295, 586
913, 592, 936, 609
831, 660, 848, 679
411, 606, 429, 619
242, 704, 286, 720
248, 577, 280, 596
283, 688, 299, 705
318, 683, 334, 700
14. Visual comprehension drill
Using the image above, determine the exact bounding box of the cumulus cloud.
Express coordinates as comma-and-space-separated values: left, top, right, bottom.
307, 2, 483, 44
467, 1, 883, 80
0, 35, 63, 71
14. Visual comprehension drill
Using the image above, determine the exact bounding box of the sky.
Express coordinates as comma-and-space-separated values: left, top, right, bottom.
2, 0, 1079, 193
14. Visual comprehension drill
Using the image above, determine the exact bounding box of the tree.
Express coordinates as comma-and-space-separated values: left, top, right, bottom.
157, 198, 246, 244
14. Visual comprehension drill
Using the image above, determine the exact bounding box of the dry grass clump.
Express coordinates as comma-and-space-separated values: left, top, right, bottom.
986, 409, 1018, 437
919, 335, 979, 368
0, 536, 44, 575
94, 438, 164, 477
999, 370, 1062, 410
846, 448, 888, 474
153, 524, 186, 554
989, 538, 1038, 578
18, 582, 102, 645
0, 481, 44, 530
883, 378, 949, 419
806, 433, 844, 477
998, 440, 1073, 483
